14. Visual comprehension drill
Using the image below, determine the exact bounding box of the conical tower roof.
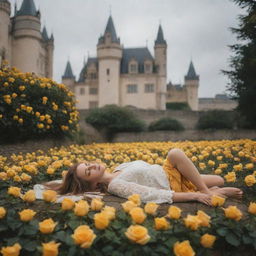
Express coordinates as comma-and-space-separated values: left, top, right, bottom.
62, 60, 75, 79
155, 25, 166, 45
42, 26, 49, 41
104, 15, 118, 42
185, 61, 199, 80
16, 0, 37, 16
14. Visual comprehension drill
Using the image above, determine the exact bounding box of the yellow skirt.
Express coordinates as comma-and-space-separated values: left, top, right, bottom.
162, 158, 198, 192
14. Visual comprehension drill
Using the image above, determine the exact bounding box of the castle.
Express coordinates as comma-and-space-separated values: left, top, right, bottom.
0, 0, 54, 78
62, 16, 200, 111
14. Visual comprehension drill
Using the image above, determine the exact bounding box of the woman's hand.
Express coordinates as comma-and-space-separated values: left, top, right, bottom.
195, 193, 213, 206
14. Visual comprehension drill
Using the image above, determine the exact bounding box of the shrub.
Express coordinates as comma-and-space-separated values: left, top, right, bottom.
148, 117, 185, 131
85, 104, 146, 140
166, 102, 191, 110
0, 64, 79, 143
196, 110, 234, 130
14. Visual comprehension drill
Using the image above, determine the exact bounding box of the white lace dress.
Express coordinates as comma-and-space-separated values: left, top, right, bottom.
107, 160, 174, 204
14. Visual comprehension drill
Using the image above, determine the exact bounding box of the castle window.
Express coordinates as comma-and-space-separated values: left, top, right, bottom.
89, 87, 98, 95
144, 64, 152, 73
127, 84, 138, 93
80, 88, 85, 95
129, 64, 138, 73
106, 69, 110, 75
145, 84, 154, 93
89, 73, 97, 79
89, 101, 98, 109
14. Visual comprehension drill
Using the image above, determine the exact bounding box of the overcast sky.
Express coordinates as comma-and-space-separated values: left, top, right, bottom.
10, 0, 244, 98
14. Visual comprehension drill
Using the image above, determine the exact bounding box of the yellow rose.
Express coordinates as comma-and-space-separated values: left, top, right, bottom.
154, 217, 170, 230
0, 243, 21, 256
173, 240, 195, 256
223, 205, 242, 221
125, 225, 150, 245
211, 195, 225, 207
129, 207, 146, 224
39, 218, 57, 234
224, 171, 236, 183
101, 206, 116, 220
46, 167, 55, 175
200, 233, 216, 248
144, 202, 159, 215
121, 200, 137, 213
19, 209, 36, 222
244, 175, 256, 187
94, 212, 110, 230
183, 215, 202, 230
74, 200, 90, 216
72, 225, 96, 248
245, 163, 254, 170
43, 190, 57, 203
22, 190, 36, 203
13, 175, 21, 182
8, 186, 21, 197
20, 173, 31, 182
0, 207, 6, 219
128, 194, 141, 206
248, 202, 256, 214
214, 168, 222, 175
0, 172, 8, 180
168, 206, 182, 219
42, 241, 60, 256
91, 198, 104, 211
196, 210, 211, 227
61, 198, 75, 211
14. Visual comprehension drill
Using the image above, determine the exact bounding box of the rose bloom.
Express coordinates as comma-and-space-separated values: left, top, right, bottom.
128, 194, 141, 206
8, 186, 21, 197
200, 233, 216, 248
125, 225, 150, 245
74, 200, 90, 216
121, 200, 137, 213
211, 195, 225, 207
22, 190, 36, 203
0, 207, 7, 219
129, 207, 146, 224
94, 212, 110, 230
223, 205, 243, 221
42, 190, 57, 203
224, 172, 236, 183
20, 173, 32, 182
168, 206, 182, 219
183, 215, 202, 231
61, 198, 75, 211
42, 241, 60, 256
101, 206, 116, 220
39, 218, 57, 234
72, 225, 96, 248
154, 217, 170, 230
196, 210, 211, 227
91, 198, 104, 211
0, 243, 21, 256
144, 202, 159, 215
248, 202, 256, 215
19, 209, 36, 222
173, 240, 195, 256
244, 175, 256, 187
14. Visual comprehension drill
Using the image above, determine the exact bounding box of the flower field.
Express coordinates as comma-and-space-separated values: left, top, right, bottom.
0, 139, 256, 255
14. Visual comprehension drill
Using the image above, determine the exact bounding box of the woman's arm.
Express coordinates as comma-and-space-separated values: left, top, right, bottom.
172, 192, 212, 206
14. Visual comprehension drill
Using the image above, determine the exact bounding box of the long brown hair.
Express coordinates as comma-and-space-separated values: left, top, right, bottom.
43, 162, 108, 195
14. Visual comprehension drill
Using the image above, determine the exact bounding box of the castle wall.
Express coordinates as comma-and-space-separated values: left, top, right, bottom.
199, 98, 238, 111
166, 87, 187, 102
0, 1, 10, 60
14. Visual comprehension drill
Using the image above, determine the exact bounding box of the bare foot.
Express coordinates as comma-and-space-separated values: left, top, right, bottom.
218, 187, 243, 199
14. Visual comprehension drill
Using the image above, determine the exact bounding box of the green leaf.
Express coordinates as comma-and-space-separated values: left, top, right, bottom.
216, 227, 228, 236
67, 246, 77, 256
0, 223, 8, 232
68, 220, 80, 230
242, 235, 253, 245
226, 232, 240, 247
7, 219, 22, 231
21, 239, 37, 252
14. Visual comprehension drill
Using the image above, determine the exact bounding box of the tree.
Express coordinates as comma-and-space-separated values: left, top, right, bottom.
223, 0, 256, 128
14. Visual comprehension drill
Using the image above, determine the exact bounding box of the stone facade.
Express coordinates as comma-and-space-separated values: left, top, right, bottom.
0, 0, 54, 78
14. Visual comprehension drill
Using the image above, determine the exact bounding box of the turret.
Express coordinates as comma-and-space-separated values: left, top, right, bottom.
97, 15, 122, 107
62, 60, 76, 92
0, 0, 11, 63
184, 61, 199, 111
154, 24, 167, 110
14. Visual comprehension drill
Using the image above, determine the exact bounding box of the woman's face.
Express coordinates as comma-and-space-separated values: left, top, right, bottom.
76, 162, 105, 183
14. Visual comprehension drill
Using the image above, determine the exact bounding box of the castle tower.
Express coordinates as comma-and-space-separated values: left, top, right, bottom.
97, 15, 122, 107
0, 0, 11, 64
62, 60, 75, 92
154, 25, 167, 110
12, 0, 43, 74
184, 61, 199, 111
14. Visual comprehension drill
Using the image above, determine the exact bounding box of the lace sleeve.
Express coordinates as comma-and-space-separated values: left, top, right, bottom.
108, 179, 174, 204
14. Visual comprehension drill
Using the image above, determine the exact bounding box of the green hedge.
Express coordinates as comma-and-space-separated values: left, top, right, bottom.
0, 65, 79, 143
85, 105, 146, 140
148, 118, 185, 131
196, 110, 234, 130
166, 102, 191, 110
